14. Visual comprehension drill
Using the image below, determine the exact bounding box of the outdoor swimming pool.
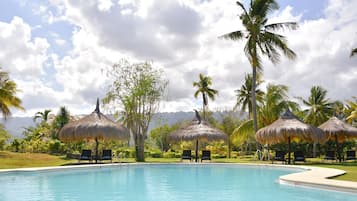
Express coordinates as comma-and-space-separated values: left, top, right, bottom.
0, 164, 355, 201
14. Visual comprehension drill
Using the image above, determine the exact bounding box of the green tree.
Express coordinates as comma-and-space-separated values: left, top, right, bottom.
258, 84, 299, 127
221, 0, 297, 134
193, 73, 218, 120
299, 86, 333, 126
52, 106, 71, 138
104, 59, 167, 162
0, 124, 10, 150
345, 97, 357, 126
234, 73, 264, 118
149, 123, 180, 152
33, 109, 52, 123
351, 48, 357, 57
218, 112, 241, 158
0, 68, 24, 119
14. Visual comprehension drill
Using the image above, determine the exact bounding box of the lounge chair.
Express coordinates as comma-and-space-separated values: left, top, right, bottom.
293, 151, 305, 163
181, 150, 192, 161
79, 149, 92, 163
273, 151, 286, 164
324, 150, 336, 161
346, 150, 356, 161
101, 149, 112, 163
201, 150, 211, 162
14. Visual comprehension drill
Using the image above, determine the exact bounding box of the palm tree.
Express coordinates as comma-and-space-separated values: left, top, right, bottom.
258, 84, 299, 127
345, 97, 357, 126
33, 109, 52, 123
52, 106, 71, 133
299, 86, 333, 157
234, 73, 264, 118
299, 86, 333, 126
221, 0, 297, 134
0, 68, 24, 119
193, 73, 218, 120
351, 48, 357, 57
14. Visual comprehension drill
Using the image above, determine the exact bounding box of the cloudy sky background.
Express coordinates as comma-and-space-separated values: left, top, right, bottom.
0, 0, 356, 117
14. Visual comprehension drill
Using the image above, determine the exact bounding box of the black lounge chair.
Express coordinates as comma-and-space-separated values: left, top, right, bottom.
273, 151, 286, 164
346, 150, 356, 161
293, 151, 305, 163
201, 150, 211, 162
79, 149, 92, 163
101, 149, 112, 163
181, 150, 192, 161
324, 150, 336, 161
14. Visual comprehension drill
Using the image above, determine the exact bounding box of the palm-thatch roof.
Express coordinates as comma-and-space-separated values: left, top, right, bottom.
168, 119, 227, 142
255, 110, 327, 145
318, 116, 357, 143
58, 100, 129, 142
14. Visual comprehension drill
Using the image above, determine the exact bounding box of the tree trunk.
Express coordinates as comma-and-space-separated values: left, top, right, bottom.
227, 141, 231, 158
135, 133, 145, 162
251, 66, 260, 150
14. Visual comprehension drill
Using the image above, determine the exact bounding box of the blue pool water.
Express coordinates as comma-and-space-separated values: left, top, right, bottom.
0, 164, 355, 201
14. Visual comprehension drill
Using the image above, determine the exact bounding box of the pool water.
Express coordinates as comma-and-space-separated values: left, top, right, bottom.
0, 164, 355, 201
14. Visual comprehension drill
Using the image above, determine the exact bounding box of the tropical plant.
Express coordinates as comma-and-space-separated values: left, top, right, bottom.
193, 73, 218, 120
221, 0, 297, 133
0, 123, 10, 150
351, 48, 357, 57
234, 73, 264, 118
298, 86, 333, 126
258, 84, 299, 127
104, 59, 167, 162
149, 123, 180, 152
0, 68, 24, 119
33, 109, 52, 123
345, 97, 357, 126
217, 112, 241, 158
52, 106, 71, 138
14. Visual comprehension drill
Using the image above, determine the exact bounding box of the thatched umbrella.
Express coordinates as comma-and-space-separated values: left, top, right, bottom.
256, 109, 326, 164
319, 116, 357, 162
168, 110, 227, 162
59, 99, 129, 163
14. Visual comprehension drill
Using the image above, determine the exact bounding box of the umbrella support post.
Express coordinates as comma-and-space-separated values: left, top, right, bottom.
95, 138, 99, 164
335, 135, 341, 162
288, 136, 291, 164
195, 139, 199, 162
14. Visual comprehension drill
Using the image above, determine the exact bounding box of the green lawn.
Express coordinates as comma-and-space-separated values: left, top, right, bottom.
1, 151, 356, 182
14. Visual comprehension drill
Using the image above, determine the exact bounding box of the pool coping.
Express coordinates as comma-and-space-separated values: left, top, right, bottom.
0, 163, 356, 194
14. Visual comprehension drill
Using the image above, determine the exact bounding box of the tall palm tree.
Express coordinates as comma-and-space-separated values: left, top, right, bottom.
193, 73, 218, 120
0, 68, 24, 119
53, 106, 71, 132
299, 86, 333, 126
221, 0, 297, 134
351, 48, 357, 57
33, 109, 52, 123
234, 73, 264, 118
258, 84, 299, 127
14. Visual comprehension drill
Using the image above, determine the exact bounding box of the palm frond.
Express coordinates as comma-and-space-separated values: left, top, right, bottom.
220, 30, 244, 41
265, 22, 298, 31
263, 31, 296, 61
231, 119, 254, 145
351, 48, 357, 57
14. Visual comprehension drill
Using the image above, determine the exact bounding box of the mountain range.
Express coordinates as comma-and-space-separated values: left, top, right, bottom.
1, 111, 246, 139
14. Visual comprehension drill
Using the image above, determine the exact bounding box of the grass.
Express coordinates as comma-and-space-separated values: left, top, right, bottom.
1, 151, 356, 182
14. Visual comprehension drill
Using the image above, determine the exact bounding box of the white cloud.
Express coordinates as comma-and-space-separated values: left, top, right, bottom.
2, 0, 357, 117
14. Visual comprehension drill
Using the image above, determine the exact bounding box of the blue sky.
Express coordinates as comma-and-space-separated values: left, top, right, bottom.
0, 0, 356, 117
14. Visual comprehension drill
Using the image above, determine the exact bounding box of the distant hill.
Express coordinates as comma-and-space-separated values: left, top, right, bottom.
1, 111, 247, 139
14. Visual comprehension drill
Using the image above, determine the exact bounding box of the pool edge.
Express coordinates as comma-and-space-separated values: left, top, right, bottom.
1, 163, 356, 194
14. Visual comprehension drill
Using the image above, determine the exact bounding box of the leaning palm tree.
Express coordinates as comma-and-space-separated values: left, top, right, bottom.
193, 73, 218, 120
0, 68, 24, 119
351, 48, 357, 57
221, 0, 298, 134
234, 73, 264, 118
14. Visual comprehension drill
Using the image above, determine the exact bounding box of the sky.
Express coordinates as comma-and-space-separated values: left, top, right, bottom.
0, 0, 356, 117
